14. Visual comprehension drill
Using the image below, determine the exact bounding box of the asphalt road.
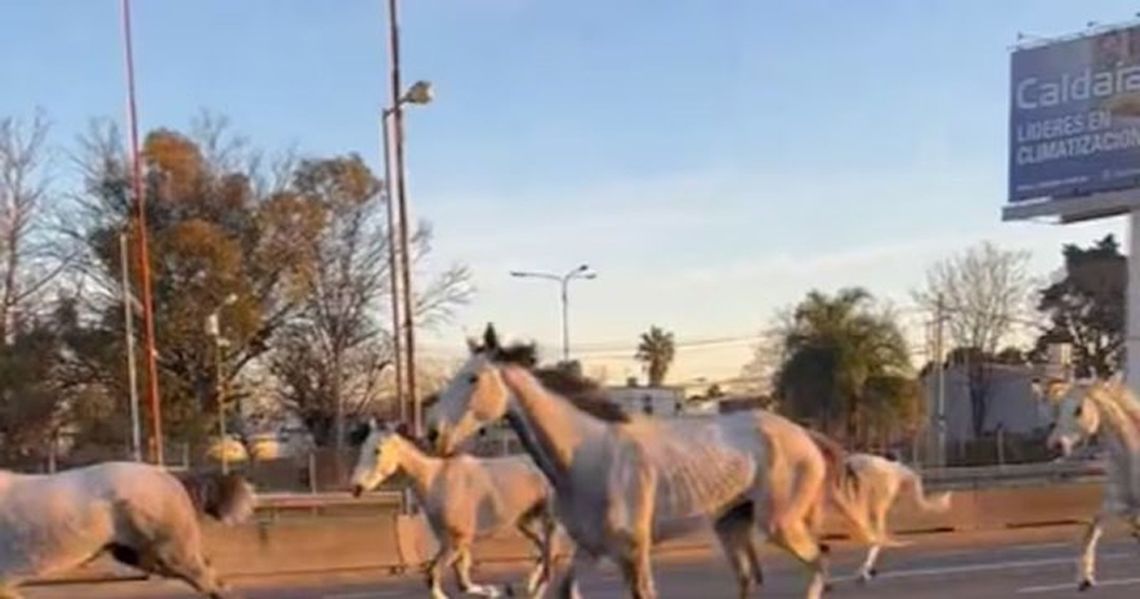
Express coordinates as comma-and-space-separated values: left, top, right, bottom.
21, 527, 1140, 598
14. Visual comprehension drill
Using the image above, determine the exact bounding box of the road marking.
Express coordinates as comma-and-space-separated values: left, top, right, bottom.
1018, 577, 1140, 594
829, 552, 1128, 584
322, 591, 407, 599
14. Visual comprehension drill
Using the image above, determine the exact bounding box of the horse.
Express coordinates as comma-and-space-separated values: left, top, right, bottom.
841, 452, 950, 582
0, 461, 255, 598
350, 419, 557, 599
426, 324, 876, 599
1037, 376, 1140, 591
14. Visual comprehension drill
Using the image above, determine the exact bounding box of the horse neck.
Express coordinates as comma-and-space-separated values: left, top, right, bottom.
501, 365, 608, 479
392, 436, 441, 498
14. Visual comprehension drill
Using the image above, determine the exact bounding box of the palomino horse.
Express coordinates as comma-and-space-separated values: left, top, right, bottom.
842, 453, 950, 582
350, 419, 557, 599
427, 325, 876, 599
0, 462, 255, 598
1038, 376, 1140, 591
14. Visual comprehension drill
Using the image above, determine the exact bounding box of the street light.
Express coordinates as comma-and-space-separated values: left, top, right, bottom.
510, 265, 596, 362
380, 78, 433, 437
206, 294, 238, 474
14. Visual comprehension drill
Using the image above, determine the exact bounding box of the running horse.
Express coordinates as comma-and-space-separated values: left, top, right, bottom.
0, 462, 255, 598
1038, 376, 1140, 591
350, 419, 557, 598
426, 325, 876, 599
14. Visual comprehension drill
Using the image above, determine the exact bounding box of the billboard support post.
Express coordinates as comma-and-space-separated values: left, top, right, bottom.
1128, 211, 1140, 387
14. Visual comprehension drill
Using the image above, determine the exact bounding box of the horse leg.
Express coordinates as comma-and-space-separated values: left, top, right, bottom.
714, 509, 756, 598
427, 544, 459, 599
616, 539, 656, 599
1077, 513, 1107, 591
149, 541, 235, 599
517, 510, 557, 598
515, 513, 546, 596
453, 544, 501, 597
556, 550, 592, 599
857, 498, 889, 583
744, 536, 764, 587
770, 521, 826, 599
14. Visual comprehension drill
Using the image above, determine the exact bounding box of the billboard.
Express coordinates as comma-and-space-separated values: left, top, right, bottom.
1009, 24, 1140, 204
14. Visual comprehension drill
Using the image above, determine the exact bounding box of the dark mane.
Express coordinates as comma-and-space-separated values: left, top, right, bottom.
473, 330, 630, 423
532, 366, 630, 423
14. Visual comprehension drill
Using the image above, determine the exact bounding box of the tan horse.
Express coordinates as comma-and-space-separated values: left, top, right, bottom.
427, 325, 875, 599
842, 453, 950, 582
351, 420, 557, 599
0, 462, 255, 599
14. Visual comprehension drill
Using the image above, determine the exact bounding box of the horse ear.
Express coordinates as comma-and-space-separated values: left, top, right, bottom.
483, 323, 500, 351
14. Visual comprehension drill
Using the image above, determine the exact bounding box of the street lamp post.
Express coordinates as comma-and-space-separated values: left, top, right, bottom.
380, 80, 432, 427
119, 232, 142, 462
510, 265, 596, 362
206, 294, 238, 474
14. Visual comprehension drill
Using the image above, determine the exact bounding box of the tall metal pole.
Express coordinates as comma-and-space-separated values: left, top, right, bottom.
560, 277, 570, 363
380, 110, 405, 422
215, 332, 228, 475
935, 293, 947, 467
121, 0, 163, 465
387, 0, 419, 436
120, 232, 141, 462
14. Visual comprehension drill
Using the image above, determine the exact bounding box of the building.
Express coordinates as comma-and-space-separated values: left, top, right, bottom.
606, 385, 685, 416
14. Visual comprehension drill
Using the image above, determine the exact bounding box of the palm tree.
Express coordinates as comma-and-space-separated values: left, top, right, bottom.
635, 326, 676, 386
775, 288, 913, 444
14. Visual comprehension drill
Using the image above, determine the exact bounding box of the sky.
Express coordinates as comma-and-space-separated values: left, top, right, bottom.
1, 1, 1136, 387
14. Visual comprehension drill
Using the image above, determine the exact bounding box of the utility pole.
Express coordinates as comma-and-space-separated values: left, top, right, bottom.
120, 0, 164, 465
120, 232, 141, 462
935, 293, 947, 468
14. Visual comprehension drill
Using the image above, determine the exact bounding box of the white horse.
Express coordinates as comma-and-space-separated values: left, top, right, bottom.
0, 461, 255, 598
842, 453, 950, 582
427, 325, 876, 599
1039, 376, 1140, 591
350, 419, 557, 599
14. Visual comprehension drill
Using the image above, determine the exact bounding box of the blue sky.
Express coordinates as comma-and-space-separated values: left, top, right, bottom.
2, 1, 1134, 384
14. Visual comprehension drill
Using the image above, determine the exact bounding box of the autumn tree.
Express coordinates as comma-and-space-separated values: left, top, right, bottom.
68, 117, 321, 446
913, 241, 1036, 437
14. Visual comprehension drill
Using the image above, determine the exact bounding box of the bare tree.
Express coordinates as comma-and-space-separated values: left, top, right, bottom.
913, 241, 1036, 436
0, 111, 65, 343
269, 155, 472, 450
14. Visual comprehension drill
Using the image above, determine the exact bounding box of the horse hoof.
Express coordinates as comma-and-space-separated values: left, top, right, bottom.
1079, 579, 1094, 592
504, 584, 515, 597
869, 568, 878, 578
823, 583, 834, 593
856, 574, 870, 586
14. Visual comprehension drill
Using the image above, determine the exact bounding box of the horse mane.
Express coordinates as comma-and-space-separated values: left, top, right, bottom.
480, 339, 630, 423
174, 470, 256, 524
1090, 379, 1140, 445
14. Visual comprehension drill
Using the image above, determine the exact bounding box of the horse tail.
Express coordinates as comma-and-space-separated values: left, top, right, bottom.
901, 466, 951, 514
176, 470, 257, 525
804, 431, 881, 546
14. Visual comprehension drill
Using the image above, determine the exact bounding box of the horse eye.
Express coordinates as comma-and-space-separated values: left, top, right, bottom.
468, 374, 478, 384
1074, 406, 1083, 417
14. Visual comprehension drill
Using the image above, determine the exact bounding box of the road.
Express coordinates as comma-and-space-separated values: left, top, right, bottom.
21, 527, 1140, 598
